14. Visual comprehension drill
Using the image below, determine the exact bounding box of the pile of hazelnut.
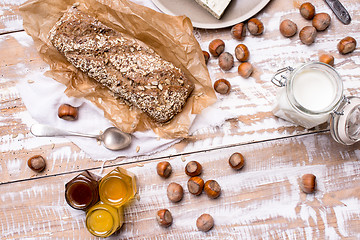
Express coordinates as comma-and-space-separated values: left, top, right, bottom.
155, 160, 222, 232
155, 152, 247, 232
279, 2, 357, 66
204, 18, 265, 95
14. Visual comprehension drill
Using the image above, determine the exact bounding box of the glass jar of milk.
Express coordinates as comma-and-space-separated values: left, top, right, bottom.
272, 62, 360, 145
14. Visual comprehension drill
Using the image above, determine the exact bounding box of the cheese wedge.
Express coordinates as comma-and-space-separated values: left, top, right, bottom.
194, 0, 232, 19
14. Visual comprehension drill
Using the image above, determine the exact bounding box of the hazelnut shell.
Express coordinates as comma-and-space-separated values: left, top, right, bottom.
247, 18, 264, 35
185, 161, 203, 177
235, 44, 250, 62
209, 39, 225, 57
156, 209, 173, 227
214, 79, 231, 95
238, 62, 253, 79
167, 182, 184, 202
196, 214, 214, 232
204, 180, 221, 199
337, 36, 357, 55
299, 26, 317, 45
27, 155, 46, 172
218, 52, 234, 71
203, 51, 210, 64
312, 13, 331, 31
156, 161, 172, 178
231, 23, 246, 40
300, 174, 316, 194
319, 54, 334, 66
279, 19, 298, 37
300, 2, 315, 20
229, 152, 245, 170
187, 176, 204, 195
58, 104, 78, 121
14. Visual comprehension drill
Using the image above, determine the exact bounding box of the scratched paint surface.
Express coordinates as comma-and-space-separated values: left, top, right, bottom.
1, 0, 360, 238
1, 0, 359, 181
1, 133, 360, 239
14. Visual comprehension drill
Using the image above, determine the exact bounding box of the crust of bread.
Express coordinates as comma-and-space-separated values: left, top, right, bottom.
49, 7, 194, 123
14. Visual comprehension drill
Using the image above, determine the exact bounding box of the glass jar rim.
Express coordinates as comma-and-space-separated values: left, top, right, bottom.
286, 62, 343, 116
65, 178, 98, 210
86, 205, 117, 237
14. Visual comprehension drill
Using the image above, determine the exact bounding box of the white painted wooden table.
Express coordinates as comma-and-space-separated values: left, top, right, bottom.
1, 0, 360, 239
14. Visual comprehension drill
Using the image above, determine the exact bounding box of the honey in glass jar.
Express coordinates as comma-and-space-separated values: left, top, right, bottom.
65, 170, 100, 211
99, 167, 137, 207
86, 202, 124, 238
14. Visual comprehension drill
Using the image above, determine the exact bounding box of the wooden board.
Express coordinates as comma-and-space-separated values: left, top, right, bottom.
1, 0, 360, 238
1, 133, 360, 239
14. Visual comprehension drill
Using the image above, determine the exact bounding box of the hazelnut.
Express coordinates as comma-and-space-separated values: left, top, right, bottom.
203, 51, 210, 64
228, 152, 245, 170
167, 182, 183, 202
196, 214, 214, 232
27, 155, 46, 172
319, 54, 334, 66
157, 161, 172, 178
204, 180, 221, 199
300, 174, 316, 193
58, 104, 78, 121
299, 26, 317, 45
337, 36, 357, 55
231, 23, 246, 40
300, 2, 315, 20
247, 18, 264, 36
312, 13, 331, 31
187, 176, 204, 195
279, 19, 298, 37
234, 44, 250, 62
238, 62, 253, 79
218, 52, 234, 71
214, 79, 231, 95
156, 209, 173, 227
209, 39, 225, 57
185, 161, 203, 177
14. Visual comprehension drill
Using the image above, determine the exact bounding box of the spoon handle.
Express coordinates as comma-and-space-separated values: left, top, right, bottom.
30, 124, 98, 139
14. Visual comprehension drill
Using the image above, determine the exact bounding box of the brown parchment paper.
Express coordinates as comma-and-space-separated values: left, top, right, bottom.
19, 0, 217, 139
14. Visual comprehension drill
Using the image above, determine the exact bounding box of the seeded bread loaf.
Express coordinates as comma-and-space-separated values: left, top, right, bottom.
49, 7, 194, 123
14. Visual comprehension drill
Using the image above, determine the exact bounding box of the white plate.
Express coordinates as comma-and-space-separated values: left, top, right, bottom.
152, 0, 271, 29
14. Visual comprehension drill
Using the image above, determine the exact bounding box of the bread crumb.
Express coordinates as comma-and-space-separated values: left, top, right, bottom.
136, 163, 144, 167
136, 194, 140, 201
181, 156, 186, 162
51, 143, 55, 149
12, 134, 18, 138
136, 146, 140, 152
27, 80, 34, 84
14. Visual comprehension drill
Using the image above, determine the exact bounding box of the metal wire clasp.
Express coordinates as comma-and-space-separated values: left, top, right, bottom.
271, 66, 294, 87
332, 96, 351, 115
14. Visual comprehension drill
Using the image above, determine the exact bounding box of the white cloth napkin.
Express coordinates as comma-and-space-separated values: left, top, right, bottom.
16, 0, 238, 160
17, 68, 236, 160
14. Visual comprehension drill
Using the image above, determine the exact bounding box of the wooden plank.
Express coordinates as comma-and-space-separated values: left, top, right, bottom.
0, 31, 310, 184
0, 0, 27, 34
1, 0, 360, 184
1, 132, 359, 239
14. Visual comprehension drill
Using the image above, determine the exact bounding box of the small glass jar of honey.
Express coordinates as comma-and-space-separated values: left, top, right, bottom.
99, 167, 137, 207
65, 170, 100, 211
86, 202, 124, 238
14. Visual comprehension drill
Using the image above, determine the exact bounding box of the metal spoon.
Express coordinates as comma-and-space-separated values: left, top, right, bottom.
30, 124, 131, 151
